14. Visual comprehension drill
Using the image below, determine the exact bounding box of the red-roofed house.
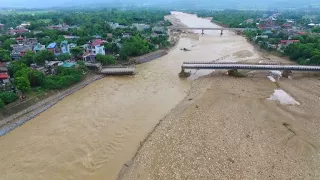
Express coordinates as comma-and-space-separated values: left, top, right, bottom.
85, 39, 105, 56
278, 40, 300, 49
0, 72, 9, 85
8, 28, 30, 35
297, 31, 306, 35
0, 73, 8, 79
282, 23, 292, 29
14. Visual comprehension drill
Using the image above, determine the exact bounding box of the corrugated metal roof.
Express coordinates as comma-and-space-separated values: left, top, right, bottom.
47, 42, 57, 49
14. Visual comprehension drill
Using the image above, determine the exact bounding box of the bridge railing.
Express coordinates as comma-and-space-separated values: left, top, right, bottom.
181, 63, 320, 71
183, 61, 297, 65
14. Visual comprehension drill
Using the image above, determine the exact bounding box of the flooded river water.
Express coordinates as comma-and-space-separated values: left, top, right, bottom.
1, 12, 262, 180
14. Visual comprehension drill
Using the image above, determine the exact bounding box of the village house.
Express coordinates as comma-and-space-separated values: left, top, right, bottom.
45, 61, 63, 74
33, 30, 42, 35
60, 40, 76, 54
33, 43, 46, 53
47, 24, 77, 31
267, 43, 278, 49
47, 42, 59, 54
92, 35, 102, 39
82, 39, 106, 61
108, 22, 127, 29
122, 33, 131, 38
63, 35, 80, 40
152, 26, 166, 34
7, 28, 30, 35
282, 23, 293, 29
253, 35, 268, 41
0, 23, 4, 29
278, 40, 300, 47
0, 72, 10, 86
15, 36, 38, 46
131, 23, 150, 31
277, 40, 300, 52
10, 44, 33, 60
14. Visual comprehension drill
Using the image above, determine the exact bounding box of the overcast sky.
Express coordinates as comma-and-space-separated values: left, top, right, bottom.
0, 0, 318, 8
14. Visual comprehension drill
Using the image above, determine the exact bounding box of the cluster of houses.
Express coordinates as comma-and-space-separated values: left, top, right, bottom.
47, 23, 79, 31
246, 13, 317, 52
0, 20, 169, 87
9, 35, 108, 61
7, 22, 31, 35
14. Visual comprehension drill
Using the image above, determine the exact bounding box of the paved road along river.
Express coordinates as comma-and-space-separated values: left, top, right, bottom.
0, 12, 261, 180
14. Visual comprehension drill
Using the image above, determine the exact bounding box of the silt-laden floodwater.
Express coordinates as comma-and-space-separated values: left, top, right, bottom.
0, 12, 260, 180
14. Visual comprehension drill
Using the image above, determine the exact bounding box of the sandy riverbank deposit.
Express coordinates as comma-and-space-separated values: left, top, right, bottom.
119, 14, 320, 179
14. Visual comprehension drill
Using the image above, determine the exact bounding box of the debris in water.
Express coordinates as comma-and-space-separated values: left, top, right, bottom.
267, 76, 276, 83
180, 48, 191, 51
268, 89, 300, 105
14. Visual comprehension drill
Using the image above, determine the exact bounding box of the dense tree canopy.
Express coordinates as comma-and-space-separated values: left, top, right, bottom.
120, 35, 151, 60
57, 53, 72, 61
0, 49, 11, 62
284, 34, 320, 65
34, 50, 55, 65
15, 76, 31, 93
21, 51, 35, 66
0, 92, 18, 104
96, 54, 116, 65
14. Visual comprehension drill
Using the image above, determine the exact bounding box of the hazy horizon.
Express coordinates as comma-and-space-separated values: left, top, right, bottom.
1, 0, 319, 9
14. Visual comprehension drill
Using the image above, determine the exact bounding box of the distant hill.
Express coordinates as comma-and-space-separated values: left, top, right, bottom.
1, 0, 320, 9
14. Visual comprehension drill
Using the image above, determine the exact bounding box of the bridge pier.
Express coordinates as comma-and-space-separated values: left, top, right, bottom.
220, 30, 223, 36
179, 67, 191, 78
201, 29, 204, 35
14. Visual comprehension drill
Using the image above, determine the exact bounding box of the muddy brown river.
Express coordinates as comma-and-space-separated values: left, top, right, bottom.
0, 12, 263, 180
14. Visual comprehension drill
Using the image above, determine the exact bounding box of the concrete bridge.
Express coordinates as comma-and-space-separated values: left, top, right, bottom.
100, 67, 135, 75
169, 27, 256, 34
181, 62, 320, 72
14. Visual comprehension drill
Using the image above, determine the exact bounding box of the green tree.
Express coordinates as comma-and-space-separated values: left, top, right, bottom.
0, 99, 4, 108
96, 54, 116, 65
28, 70, 45, 87
34, 50, 55, 65
71, 47, 83, 58
0, 48, 11, 62
8, 61, 28, 77
21, 51, 35, 66
120, 35, 150, 59
15, 76, 31, 93
1, 39, 16, 51
14, 67, 31, 79
312, 27, 320, 33
104, 43, 120, 54
0, 92, 18, 104
57, 53, 71, 61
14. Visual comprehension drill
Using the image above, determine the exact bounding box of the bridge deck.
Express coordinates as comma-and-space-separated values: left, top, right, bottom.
100, 67, 135, 75
182, 63, 320, 71
183, 61, 296, 65
169, 27, 256, 31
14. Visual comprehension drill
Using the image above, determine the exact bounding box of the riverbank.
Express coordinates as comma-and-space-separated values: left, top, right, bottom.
0, 74, 104, 136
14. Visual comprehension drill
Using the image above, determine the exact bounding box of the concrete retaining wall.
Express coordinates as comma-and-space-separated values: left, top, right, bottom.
132, 50, 168, 64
